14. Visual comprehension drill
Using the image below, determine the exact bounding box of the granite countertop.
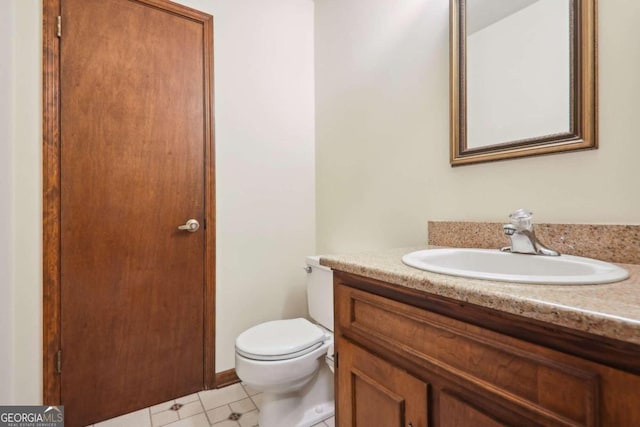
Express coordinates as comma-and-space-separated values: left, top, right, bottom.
320, 247, 640, 345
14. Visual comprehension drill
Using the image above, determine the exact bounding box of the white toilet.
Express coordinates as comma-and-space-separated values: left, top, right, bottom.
235, 256, 335, 427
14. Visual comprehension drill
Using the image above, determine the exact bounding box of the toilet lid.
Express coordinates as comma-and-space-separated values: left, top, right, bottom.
236, 318, 326, 360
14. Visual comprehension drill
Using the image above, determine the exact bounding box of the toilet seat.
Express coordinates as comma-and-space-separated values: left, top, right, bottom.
236, 318, 328, 361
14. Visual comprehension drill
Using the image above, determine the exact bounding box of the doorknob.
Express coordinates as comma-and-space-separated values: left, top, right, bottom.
178, 219, 200, 232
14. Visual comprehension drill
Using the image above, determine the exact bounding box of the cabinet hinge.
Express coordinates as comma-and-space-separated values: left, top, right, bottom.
56, 16, 62, 38
56, 350, 62, 374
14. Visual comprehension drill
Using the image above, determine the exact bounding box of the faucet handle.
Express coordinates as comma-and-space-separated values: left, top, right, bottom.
509, 208, 533, 231
503, 223, 517, 236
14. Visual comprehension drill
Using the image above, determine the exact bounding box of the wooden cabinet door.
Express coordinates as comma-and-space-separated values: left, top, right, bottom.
337, 337, 428, 427
438, 391, 512, 427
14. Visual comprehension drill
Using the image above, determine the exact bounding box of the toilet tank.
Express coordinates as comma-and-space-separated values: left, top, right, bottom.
305, 256, 334, 332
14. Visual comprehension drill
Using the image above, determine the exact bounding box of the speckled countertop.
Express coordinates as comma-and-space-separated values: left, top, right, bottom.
320, 247, 640, 345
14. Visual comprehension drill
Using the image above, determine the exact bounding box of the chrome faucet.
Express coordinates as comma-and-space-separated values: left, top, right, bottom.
501, 209, 559, 256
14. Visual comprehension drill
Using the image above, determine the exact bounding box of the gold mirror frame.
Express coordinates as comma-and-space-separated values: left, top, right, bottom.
450, 0, 597, 166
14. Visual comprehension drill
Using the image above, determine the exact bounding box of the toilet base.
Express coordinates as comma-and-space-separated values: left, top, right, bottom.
258, 363, 334, 427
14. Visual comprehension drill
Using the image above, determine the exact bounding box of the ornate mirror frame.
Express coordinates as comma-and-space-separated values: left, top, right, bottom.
450, 0, 597, 166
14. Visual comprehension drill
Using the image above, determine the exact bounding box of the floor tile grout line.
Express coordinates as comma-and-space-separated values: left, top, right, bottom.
246, 393, 260, 412
202, 395, 252, 412
177, 399, 200, 420
151, 399, 176, 416
240, 383, 260, 400
240, 383, 250, 395
201, 386, 256, 427
197, 390, 208, 423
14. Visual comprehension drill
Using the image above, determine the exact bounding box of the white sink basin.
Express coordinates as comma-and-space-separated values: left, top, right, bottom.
402, 248, 629, 285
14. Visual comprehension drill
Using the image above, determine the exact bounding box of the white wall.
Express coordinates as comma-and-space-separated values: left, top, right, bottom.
467, 0, 570, 147
3, 0, 315, 402
12, 0, 42, 404
316, 0, 640, 254
172, 0, 316, 372
0, 0, 15, 405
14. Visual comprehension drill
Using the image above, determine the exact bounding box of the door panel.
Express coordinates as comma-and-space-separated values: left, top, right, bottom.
337, 337, 428, 427
440, 391, 510, 427
59, 0, 212, 425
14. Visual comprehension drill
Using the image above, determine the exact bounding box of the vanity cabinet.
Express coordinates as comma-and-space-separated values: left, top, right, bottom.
338, 338, 428, 427
334, 271, 640, 427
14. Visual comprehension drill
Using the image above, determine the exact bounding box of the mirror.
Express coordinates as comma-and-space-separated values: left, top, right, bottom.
450, 0, 597, 166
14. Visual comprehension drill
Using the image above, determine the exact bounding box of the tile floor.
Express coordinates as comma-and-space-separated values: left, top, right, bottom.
85, 382, 335, 427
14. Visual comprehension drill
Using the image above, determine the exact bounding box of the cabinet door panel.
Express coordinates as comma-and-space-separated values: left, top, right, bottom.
440, 391, 508, 427
352, 373, 404, 426
338, 337, 428, 427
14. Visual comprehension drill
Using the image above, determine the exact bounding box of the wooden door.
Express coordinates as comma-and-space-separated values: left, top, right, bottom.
55, 0, 214, 425
337, 337, 428, 427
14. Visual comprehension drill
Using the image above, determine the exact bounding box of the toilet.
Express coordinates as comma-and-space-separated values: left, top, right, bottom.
235, 256, 335, 427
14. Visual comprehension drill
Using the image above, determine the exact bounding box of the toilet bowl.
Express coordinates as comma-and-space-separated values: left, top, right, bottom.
234, 257, 334, 427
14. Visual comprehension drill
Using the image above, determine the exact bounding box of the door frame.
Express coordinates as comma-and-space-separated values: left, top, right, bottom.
42, 0, 216, 404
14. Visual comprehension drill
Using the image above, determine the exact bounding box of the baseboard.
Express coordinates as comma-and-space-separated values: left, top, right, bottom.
215, 369, 240, 389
